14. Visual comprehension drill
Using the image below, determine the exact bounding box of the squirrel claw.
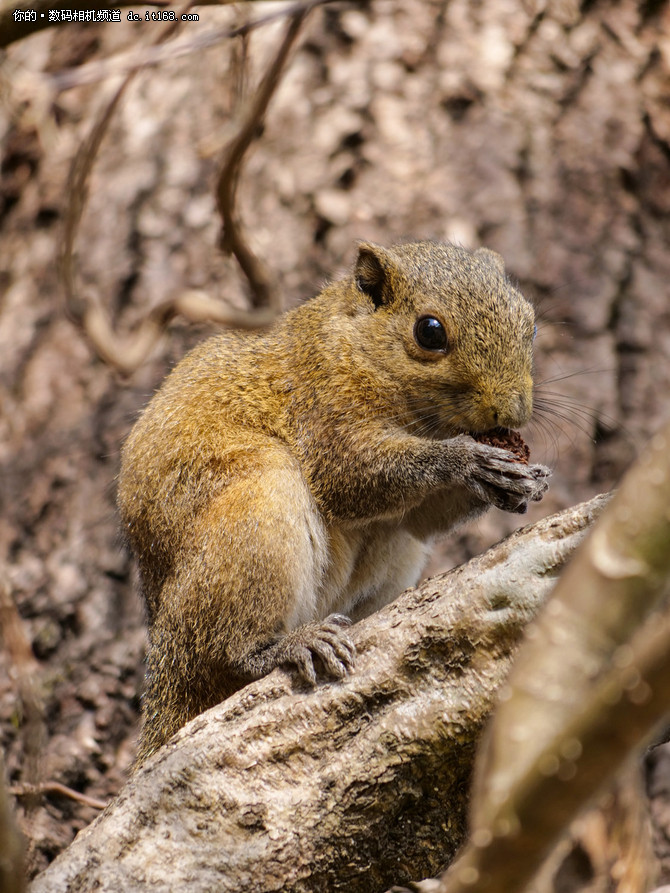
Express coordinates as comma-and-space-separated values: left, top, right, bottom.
279, 615, 356, 686
324, 613, 353, 629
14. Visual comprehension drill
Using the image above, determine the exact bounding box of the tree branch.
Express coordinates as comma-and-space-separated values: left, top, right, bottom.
29, 496, 607, 893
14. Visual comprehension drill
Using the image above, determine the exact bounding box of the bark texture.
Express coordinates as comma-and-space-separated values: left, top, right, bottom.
30, 496, 606, 893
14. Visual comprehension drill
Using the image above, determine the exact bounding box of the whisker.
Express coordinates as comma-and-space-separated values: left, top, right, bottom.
533, 409, 594, 443
534, 399, 598, 426
534, 390, 635, 442
525, 418, 561, 465
535, 367, 614, 387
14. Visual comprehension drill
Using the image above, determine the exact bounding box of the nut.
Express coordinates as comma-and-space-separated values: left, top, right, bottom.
473, 427, 530, 464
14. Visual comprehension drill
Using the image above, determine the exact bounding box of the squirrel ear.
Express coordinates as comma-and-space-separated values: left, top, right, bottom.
354, 243, 391, 309
475, 247, 506, 275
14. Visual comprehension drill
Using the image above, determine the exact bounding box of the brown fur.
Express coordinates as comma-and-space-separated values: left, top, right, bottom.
118, 240, 550, 764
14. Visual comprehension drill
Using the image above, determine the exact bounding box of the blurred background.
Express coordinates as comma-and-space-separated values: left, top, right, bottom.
1, 0, 669, 878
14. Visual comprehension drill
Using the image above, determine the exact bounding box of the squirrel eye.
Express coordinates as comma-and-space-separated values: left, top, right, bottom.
414, 316, 448, 352
533, 324, 538, 341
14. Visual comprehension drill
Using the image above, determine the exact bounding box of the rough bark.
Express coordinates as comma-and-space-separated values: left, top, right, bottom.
30, 495, 607, 893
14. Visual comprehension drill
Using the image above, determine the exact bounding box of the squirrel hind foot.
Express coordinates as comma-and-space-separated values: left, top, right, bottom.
273, 615, 356, 686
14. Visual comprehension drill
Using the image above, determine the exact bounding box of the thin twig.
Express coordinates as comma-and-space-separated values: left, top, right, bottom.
10, 782, 108, 812
60, 82, 130, 329
216, 6, 309, 307
81, 294, 275, 376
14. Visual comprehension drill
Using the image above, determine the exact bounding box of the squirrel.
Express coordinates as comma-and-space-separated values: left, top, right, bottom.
118, 240, 550, 765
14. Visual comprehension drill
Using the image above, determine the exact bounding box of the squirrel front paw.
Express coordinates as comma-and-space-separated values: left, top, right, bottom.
274, 614, 356, 685
456, 437, 551, 514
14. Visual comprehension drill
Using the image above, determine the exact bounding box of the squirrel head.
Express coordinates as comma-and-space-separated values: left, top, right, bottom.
340, 240, 536, 436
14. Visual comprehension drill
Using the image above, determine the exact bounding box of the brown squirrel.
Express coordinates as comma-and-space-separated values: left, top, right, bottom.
118, 240, 550, 764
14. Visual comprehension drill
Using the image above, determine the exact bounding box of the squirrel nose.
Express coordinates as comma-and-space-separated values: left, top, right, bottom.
481, 391, 532, 430
497, 393, 533, 429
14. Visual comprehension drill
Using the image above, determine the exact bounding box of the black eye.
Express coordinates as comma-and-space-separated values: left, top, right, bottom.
533, 324, 538, 341
414, 316, 448, 352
